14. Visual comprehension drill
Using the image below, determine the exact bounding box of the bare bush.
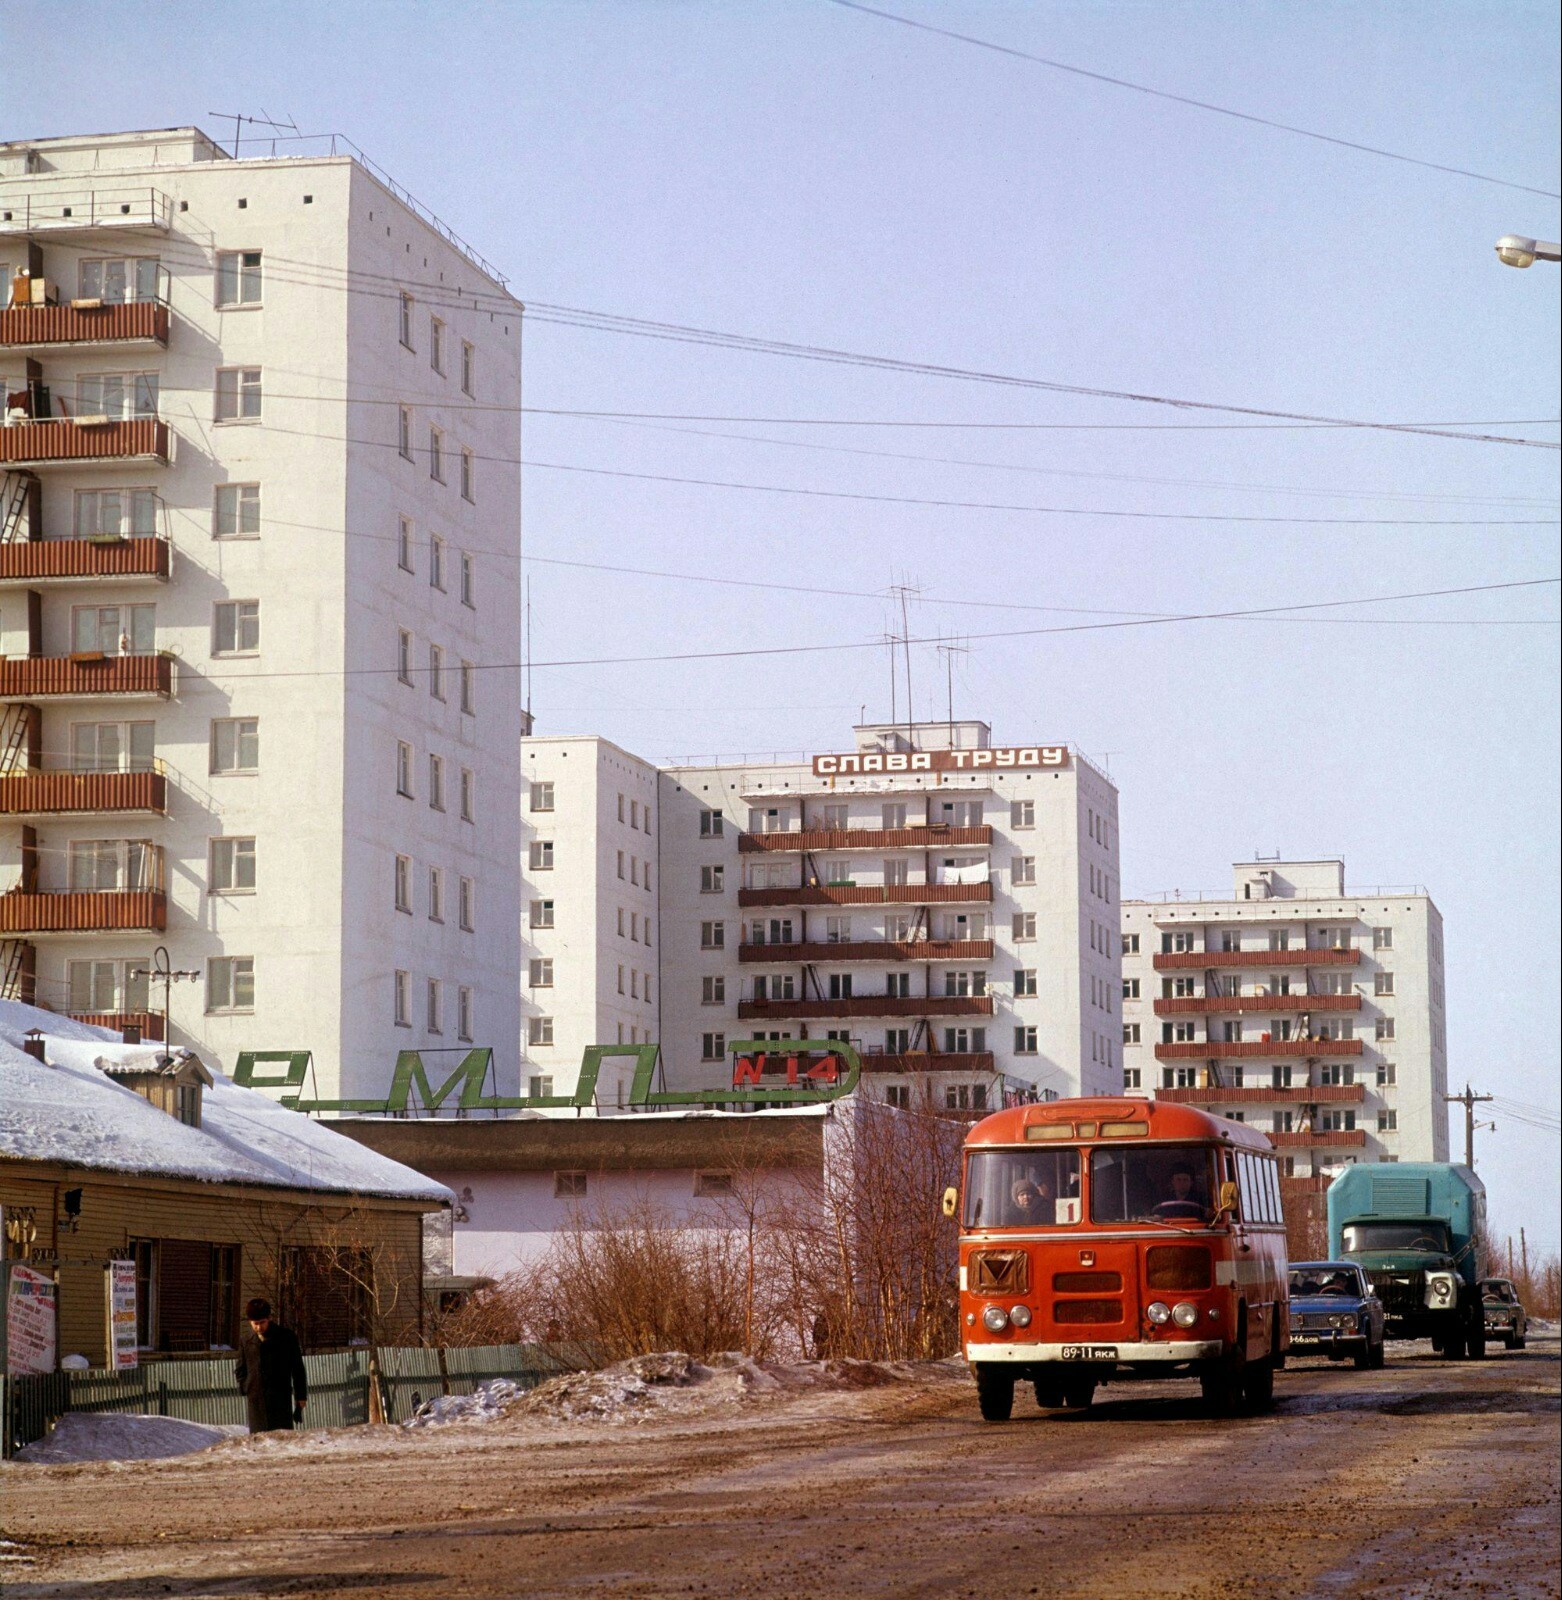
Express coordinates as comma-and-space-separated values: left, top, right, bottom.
1484, 1230, 1561, 1319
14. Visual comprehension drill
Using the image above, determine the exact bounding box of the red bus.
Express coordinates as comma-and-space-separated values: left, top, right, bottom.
947, 1096, 1289, 1421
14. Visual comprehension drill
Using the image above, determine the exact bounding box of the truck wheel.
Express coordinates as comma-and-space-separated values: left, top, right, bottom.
1443, 1329, 1466, 1360
1466, 1328, 1486, 1360
975, 1366, 1015, 1423
1241, 1360, 1276, 1412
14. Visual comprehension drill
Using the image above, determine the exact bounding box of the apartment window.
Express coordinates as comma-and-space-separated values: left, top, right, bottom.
943, 1027, 986, 1055
393, 855, 412, 912
1318, 927, 1353, 950
1013, 912, 1036, 942
1373, 927, 1394, 951
459, 768, 474, 822
883, 1084, 910, 1109
699, 808, 724, 837
554, 1171, 587, 1199
399, 291, 414, 349
1011, 856, 1036, 886
1319, 1062, 1355, 1087
394, 970, 410, 1027
702, 976, 726, 1005
1377, 1061, 1397, 1087
428, 754, 445, 812
68, 958, 150, 1015
700, 920, 725, 950
1222, 1021, 1245, 1043
72, 602, 154, 655
398, 516, 415, 572
528, 1074, 553, 1098
1374, 972, 1395, 996
944, 970, 987, 997
828, 972, 853, 1000
945, 800, 982, 827
530, 841, 554, 871
429, 535, 445, 591
457, 986, 473, 1042
70, 719, 154, 775
1014, 968, 1037, 997
212, 600, 259, 657
427, 979, 442, 1034
209, 837, 256, 894
214, 366, 262, 422
630, 970, 639, 1000
1009, 800, 1035, 829
529, 1016, 555, 1047
1375, 1017, 1395, 1041
399, 405, 414, 460
529, 782, 555, 812
211, 718, 260, 775
460, 448, 474, 503
77, 371, 158, 420
701, 864, 725, 894
630, 800, 640, 830
530, 899, 554, 929
881, 858, 907, 888
1377, 1110, 1398, 1133
460, 662, 475, 716
70, 486, 156, 542
1122, 1067, 1142, 1091
460, 552, 475, 608
1122, 933, 1140, 955
1123, 1023, 1141, 1045
460, 340, 475, 396
429, 427, 445, 483
459, 877, 474, 931
215, 250, 262, 306
395, 741, 414, 798
428, 644, 445, 701
530, 958, 554, 988
81, 255, 162, 304
207, 956, 255, 1013
430, 317, 445, 373
1014, 1025, 1038, 1054
396, 629, 415, 686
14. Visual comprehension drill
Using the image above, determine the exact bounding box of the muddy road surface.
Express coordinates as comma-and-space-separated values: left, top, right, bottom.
2, 1338, 1557, 1599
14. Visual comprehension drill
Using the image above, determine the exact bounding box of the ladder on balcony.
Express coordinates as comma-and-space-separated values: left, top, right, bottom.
0, 704, 35, 775
0, 471, 36, 544
0, 939, 34, 1003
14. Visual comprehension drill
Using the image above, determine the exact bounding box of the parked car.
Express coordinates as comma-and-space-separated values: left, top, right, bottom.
1479, 1278, 1528, 1350
1287, 1261, 1386, 1369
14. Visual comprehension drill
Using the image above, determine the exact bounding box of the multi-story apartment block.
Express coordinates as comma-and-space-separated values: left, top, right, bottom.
519, 736, 660, 1098
1121, 860, 1448, 1175
0, 127, 522, 1101
657, 720, 1122, 1111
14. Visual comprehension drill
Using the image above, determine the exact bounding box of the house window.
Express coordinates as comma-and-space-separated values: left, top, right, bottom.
460, 552, 475, 607
211, 718, 260, 774
530, 840, 555, 870
699, 808, 724, 837
527, 1014, 552, 1046
1376, 1017, 1395, 1041
460, 662, 475, 716
700, 921, 725, 950
399, 291, 414, 349
1011, 856, 1036, 885
214, 366, 262, 422
701, 864, 724, 894
944, 970, 987, 997
429, 535, 445, 590
399, 405, 414, 460
396, 741, 414, 797
394, 970, 410, 1027
81, 255, 162, 303
461, 340, 475, 396
528, 1074, 553, 1098
1374, 972, 1395, 996
215, 250, 262, 306
428, 644, 445, 700
1123, 977, 1140, 1000
943, 1027, 986, 1054
1008, 799, 1035, 829
530, 782, 555, 812
459, 877, 475, 931
76, 371, 158, 419
1014, 968, 1037, 997
397, 629, 414, 685
208, 837, 256, 894
1014, 1026, 1038, 1054
74, 486, 158, 540
1373, 927, 1394, 951
1378, 1110, 1398, 1133
428, 867, 444, 923
702, 976, 726, 1005
398, 516, 415, 572
460, 768, 474, 822
207, 956, 255, 1013
429, 754, 445, 810
427, 980, 442, 1034
554, 1171, 587, 1198
394, 855, 412, 912
430, 317, 444, 373
530, 958, 554, 987
885, 1084, 911, 1109
530, 899, 554, 929
72, 602, 154, 655
1122, 1067, 1142, 1090
67, 957, 150, 1014
212, 600, 260, 656
460, 448, 474, 503
1012, 913, 1036, 942
1377, 1061, 1397, 1087
71, 721, 154, 773
429, 427, 445, 482
701, 1032, 726, 1061
1122, 933, 1140, 955
457, 987, 473, 1042
1123, 1023, 1140, 1045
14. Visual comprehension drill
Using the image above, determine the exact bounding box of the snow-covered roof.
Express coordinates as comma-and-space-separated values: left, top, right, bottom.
0, 1001, 449, 1204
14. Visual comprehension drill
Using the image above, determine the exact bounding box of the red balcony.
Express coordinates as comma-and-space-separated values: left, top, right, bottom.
1153, 994, 1361, 1017
739, 938, 995, 964
859, 1051, 997, 1075
1270, 1128, 1368, 1150
66, 1009, 164, 1042
0, 536, 169, 587
0, 419, 170, 469
737, 994, 995, 1022
0, 768, 167, 817
0, 890, 166, 934
740, 824, 991, 854
1152, 948, 1361, 971
738, 881, 993, 909
0, 300, 169, 350
1155, 1038, 1363, 1061
0, 654, 173, 700
1155, 1084, 1366, 1107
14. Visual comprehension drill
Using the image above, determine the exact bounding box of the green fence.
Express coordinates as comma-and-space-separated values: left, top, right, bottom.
2, 1343, 564, 1459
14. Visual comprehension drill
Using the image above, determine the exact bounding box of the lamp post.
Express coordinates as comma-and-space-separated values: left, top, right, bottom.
132, 945, 202, 1048
1494, 234, 1561, 268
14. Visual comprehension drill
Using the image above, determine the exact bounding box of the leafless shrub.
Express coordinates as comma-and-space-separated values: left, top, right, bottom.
1484, 1229, 1561, 1319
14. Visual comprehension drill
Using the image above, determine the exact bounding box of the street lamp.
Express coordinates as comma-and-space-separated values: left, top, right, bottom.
1494, 234, 1561, 268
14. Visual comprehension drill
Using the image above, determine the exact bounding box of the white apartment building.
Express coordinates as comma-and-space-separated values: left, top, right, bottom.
1121, 860, 1449, 1175
0, 128, 522, 1101
519, 736, 660, 1097
657, 720, 1122, 1112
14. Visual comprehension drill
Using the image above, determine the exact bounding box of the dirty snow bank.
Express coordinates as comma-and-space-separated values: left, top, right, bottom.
13, 1411, 241, 1465
406, 1379, 530, 1427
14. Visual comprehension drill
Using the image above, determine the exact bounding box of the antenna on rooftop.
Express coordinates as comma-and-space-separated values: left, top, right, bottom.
206, 111, 300, 158
888, 579, 921, 742
936, 639, 969, 741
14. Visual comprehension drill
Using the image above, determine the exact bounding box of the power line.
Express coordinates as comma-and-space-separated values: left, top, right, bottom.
830, 0, 1562, 199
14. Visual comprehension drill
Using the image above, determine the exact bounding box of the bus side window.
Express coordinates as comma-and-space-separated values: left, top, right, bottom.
1265, 1155, 1281, 1226
1236, 1151, 1255, 1223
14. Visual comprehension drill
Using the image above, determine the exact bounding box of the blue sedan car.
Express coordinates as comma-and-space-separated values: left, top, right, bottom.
1288, 1261, 1386, 1369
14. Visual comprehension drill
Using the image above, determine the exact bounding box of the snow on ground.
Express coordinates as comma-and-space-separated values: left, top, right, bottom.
13, 1412, 243, 1465
406, 1379, 530, 1426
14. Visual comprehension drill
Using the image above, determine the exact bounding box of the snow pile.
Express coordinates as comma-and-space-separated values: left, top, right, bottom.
0, 999, 448, 1201
13, 1411, 240, 1465
405, 1379, 529, 1428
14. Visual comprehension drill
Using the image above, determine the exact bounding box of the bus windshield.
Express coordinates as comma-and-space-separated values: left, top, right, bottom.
1090, 1145, 1219, 1225
963, 1149, 1081, 1228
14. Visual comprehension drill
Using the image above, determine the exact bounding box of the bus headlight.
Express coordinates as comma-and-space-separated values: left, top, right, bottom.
1009, 1304, 1032, 1328
1171, 1302, 1199, 1328
1147, 1301, 1172, 1325
982, 1305, 1010, 1333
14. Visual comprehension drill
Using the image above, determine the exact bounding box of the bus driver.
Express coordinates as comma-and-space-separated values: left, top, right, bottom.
1154, 1162, 1207, 1221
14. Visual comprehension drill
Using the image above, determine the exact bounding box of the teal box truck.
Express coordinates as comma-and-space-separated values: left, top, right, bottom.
1326, 1163, 1488, 1359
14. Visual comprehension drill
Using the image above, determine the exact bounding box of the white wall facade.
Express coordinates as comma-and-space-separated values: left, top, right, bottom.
0, 128, 522, 1101
1121, 859, 1449, 1175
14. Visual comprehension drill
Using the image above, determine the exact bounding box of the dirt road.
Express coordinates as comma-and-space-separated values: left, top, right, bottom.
3, 1339, 1557, 1599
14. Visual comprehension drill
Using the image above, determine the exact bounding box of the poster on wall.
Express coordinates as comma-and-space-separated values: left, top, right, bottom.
106, 1260, 139, 1371
5, 1263, 58, 1376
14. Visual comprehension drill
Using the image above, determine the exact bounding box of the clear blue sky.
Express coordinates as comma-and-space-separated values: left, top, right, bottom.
6, 2, 1558, 1246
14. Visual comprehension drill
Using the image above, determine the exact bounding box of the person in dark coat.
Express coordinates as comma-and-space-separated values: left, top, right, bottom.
234, 1297, 308, 1433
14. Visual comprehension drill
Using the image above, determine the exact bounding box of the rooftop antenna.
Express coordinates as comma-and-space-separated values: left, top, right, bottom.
524, 576, 533, 730
205, 111, 299, 159
889, 580, 921, 745
884, 632, 897, 726
936, 640, 969, 742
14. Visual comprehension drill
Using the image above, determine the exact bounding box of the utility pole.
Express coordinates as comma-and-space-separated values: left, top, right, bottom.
1444, 1083, 1494, 1169
132, 945, 202, 1048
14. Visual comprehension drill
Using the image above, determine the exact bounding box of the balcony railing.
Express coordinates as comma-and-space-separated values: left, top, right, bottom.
740, 824, 992, 854
0, 420, 170, 468
1155, 1038, 1364, 1061
0, 768, 167, 816
859, 1051, 997, 1074
1155, 1084, 1366, 1106
738, 938, 995, 964
0, 301, 169, 349
1270, 1128, 1368, 1150
0, 890, 167, 934
738, 881, 993, 909
0, 189, 174, 236
1152, 948, 1361, 971
0, 536, 170, 586
0, 654, 174, 700
66, 1009, 164, 1042
737, 994, 995, 1021
1153, 994, 1362, 1016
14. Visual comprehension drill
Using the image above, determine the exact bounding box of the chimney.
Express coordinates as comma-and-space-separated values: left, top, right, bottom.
121, 1023, 142, 1044
23, 1029, 46, 1062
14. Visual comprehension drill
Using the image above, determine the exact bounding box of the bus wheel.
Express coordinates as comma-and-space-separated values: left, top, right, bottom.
1200, 1366, 1243, 1416
1061, 1377, 1096, 1410
1241, 1360, 1276, 1412
974, 1366, 1015, 1423
1033, 1379, 1064, 1409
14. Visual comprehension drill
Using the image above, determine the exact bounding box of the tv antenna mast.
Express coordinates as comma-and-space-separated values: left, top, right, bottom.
206, 111, 300, 158
888, 580, 921, 742
936, 639, 969, 739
